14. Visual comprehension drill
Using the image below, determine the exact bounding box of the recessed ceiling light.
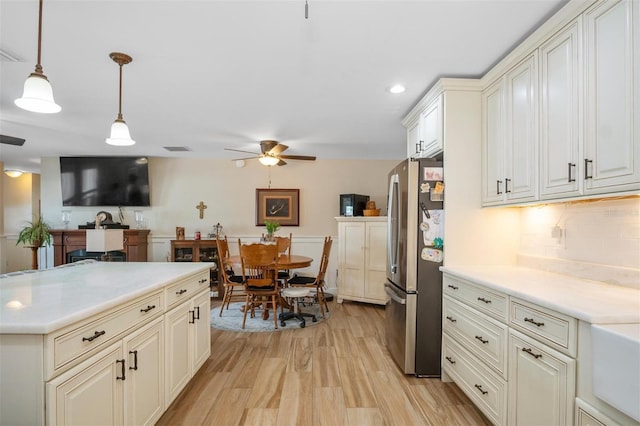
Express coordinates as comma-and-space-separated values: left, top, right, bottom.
388, 84, 406, 94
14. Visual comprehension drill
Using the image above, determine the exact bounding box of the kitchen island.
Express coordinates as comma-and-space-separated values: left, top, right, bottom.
440, 265, 640, 426
0, 261, 212, 426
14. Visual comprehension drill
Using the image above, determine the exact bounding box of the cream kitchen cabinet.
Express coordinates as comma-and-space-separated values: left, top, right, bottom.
508, 329, 576, 426
583, 0, 640, 195
404, 93, 444, 159
335, 217, 387, 305
47, 317, 165, 426
539, 19, 583, 199
165, 288, 211, 407
482, 53, 538, 206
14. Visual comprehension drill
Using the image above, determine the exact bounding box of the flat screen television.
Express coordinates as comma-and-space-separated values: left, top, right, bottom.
60, 156, 150, 206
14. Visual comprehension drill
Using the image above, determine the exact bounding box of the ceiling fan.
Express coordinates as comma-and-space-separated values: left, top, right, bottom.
225, 140, 316, 166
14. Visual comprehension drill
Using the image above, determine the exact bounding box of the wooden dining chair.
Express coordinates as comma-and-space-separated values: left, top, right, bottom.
216, 236, 244, 316
274, 233, 292, 282
288, 236, 332, 318
238, 241, 281, 329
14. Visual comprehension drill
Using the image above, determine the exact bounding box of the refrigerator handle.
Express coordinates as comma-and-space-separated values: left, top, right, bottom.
384, 283, 406, 304
387, 173, 399, 274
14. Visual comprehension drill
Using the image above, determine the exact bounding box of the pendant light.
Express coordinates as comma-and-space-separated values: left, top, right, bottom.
106, 52, 135, 146
14, 0, 61, 113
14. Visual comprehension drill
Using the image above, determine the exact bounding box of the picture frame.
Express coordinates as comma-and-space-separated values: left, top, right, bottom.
256, 188, 300, 226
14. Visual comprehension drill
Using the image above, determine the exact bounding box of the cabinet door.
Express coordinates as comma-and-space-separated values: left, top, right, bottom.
164, 300, 192, 407
505, 53, 538, 203
364, 221, 388, 302
123, 317, 164, 426
482, 78, 506, 205
406, 118, 421, 158
49, 342, 124, 426
540, 20, 582, 199
584, 0, 640, 193
192, 290, 211, 373
419, 94, 444, 158
339, 222, 366, 298
508, 330, 575, 426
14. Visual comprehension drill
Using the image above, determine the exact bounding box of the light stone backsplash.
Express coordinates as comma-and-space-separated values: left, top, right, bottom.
518, 197, 640, 289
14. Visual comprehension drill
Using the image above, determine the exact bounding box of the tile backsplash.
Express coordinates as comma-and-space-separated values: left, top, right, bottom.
518, 197, 640, 288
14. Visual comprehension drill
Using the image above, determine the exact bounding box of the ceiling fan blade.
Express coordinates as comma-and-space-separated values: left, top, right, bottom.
277, 159, 287, 166
231, 156, 261, 161
224, 148, 261, 155
279, 154, 316, 161
270, 144, 289, 156
260, 140, 279, 154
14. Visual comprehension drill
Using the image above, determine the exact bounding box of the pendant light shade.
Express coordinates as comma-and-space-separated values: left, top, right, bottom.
15, 0, 61, 114
106, 52, 135, 146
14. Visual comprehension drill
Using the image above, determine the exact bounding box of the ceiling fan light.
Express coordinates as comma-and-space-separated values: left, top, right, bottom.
106, 119, 136, 146
15, 73, 61, 113
259, 155, 279, 166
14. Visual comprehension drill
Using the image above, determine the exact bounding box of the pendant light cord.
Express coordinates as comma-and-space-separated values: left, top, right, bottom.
35, 0, 43, 74
117, 62, 123, 120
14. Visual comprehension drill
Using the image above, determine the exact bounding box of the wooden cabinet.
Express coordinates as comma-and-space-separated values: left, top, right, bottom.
540, 20, 582, 199
482, 54, 538, 206
508, 329, 576, 426
583, 0, 640, 194
170, 239, 221, 298
335, 217, 387, 305
165, 289, 210, 407
51, 229, 150, 265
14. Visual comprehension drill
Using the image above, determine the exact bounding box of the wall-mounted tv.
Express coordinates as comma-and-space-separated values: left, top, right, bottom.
60, 156, 151, 206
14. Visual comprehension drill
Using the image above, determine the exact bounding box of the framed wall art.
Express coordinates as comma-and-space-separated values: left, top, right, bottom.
256, 188, 300, 226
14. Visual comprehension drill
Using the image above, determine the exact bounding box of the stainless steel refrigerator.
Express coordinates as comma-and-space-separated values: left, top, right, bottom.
384, 157, 444, 376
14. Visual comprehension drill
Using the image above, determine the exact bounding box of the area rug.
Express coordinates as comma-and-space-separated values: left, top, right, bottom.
211, 301, 329, 332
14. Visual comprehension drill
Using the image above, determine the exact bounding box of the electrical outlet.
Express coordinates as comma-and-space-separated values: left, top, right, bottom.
551, 225, 563, 239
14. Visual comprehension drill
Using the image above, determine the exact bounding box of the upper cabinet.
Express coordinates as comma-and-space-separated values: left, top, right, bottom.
583, 0, 640, 194
482, 0, 639, 206
482, 54, 538, 206
405, 93, 444, 159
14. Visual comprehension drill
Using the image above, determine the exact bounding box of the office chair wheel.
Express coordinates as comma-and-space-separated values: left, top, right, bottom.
300, 321, 305, 328
281, 321, 286, 327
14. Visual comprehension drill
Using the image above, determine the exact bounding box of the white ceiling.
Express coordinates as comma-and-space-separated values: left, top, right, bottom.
0, 0, 567, 173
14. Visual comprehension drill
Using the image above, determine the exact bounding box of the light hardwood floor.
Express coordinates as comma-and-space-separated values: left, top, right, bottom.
157, 300, 491, 426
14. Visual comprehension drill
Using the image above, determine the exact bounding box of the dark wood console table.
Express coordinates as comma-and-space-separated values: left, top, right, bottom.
51, 229, 150, 266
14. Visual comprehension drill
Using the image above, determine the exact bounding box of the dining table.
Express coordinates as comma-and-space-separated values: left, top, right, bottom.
225, 253, 314, 320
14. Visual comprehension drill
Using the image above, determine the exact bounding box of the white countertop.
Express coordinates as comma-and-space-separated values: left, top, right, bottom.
0, 262, 211, 334
441, 265, 640, 324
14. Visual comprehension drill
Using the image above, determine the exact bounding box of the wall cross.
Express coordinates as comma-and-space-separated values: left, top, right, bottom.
196, 201, 207, 219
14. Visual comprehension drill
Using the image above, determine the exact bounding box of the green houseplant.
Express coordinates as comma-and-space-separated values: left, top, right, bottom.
16, 216, 52, 270
264, 220, 280, 241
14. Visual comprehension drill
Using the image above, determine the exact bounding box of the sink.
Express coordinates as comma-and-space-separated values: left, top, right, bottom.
591, 323, 640, 422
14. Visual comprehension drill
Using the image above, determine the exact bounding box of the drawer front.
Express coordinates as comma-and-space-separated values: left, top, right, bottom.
52, 291, 163, 373
510, 298, 577, 357
165, 271, 210, 308
443, 295, 508, 379
443, 275, 508, 322
442, 334, 507, 426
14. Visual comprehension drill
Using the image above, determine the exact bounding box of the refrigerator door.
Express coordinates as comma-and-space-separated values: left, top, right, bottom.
384, 280, 416, 374
386, 159, 409, 290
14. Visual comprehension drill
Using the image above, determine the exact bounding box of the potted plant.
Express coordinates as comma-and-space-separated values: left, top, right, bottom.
16, 216, 52, 270
264, 220, 280, 242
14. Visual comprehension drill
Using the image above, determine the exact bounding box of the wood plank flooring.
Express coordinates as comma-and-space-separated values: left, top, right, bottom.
157, 300, 491, 426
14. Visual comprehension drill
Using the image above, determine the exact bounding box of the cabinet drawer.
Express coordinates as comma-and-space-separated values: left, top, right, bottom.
443, 275, 508, 322
165, 271, 210, 309
442, 334, 507, 426
50, 291, 163, 375
443, 295, 508, 379
510, 297, 577, 356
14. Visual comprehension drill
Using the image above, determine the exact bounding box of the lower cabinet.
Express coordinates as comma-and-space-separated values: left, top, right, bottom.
508, 329, 576, 426
47, 317, 165, 426
165, 289, 211, 407
443, 273, 578, 426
